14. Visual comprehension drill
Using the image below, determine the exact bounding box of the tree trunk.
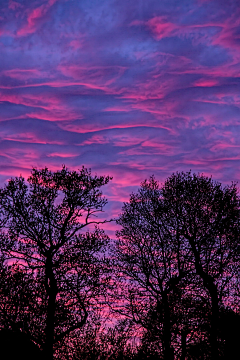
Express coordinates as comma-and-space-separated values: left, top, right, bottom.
45, 292, 57, 360
181, 329, 186, 360
189, 238, 219, 360
44, 255, 57, 360
208, 283, 219, 360
162, 293, 174, 360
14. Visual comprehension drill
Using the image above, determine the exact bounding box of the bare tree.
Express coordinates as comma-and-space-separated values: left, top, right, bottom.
115, 172, 240, 360
0, 166, 112, 360
161, 171, 240, 359
115, 176, 189, 360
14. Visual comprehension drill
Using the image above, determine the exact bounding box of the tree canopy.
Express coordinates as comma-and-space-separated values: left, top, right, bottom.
0, 166, 112, 360
115, 171, 240, 360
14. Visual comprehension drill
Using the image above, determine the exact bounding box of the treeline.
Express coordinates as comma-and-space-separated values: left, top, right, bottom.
0, 166, 239, 360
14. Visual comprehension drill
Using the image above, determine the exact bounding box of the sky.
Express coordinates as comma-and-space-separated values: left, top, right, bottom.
1, 0, 240, 223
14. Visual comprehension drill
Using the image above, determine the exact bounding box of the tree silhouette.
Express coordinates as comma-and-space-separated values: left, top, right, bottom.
0, 166, 112, 360
115, 176, 189, 360
161, 171, 240, 359
218, 308, 240, 360
115, 172, 240, 360
0, 329, 42, 360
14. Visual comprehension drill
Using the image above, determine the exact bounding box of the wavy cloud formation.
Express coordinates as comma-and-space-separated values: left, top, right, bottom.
0, 0, 240, 217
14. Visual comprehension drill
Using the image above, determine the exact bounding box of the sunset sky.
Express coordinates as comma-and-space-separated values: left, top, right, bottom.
1, 0, 240, 223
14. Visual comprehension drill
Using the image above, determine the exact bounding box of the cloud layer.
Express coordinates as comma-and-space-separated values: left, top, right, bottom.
1, 0, 240, 222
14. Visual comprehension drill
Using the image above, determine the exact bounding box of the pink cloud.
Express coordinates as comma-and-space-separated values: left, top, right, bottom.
135, 19, 224, 49
0, 80, 87, 90
209, 143, 240, 152
61, 121, 171, 135
80, 135, 110, 146
117, 71, 184, 105
130, 101, 174, 117
0, 131, 63, 145
104, 106, 132, 112
69, 40, 84, 50
0, 88, 86, 127
109, 159, 148, 172
0, 167, 33, 180
0, 146, 44, 173
118, 142, 177, 156
0, 92, 33, 106
80, 133, 147, 147
182, 159, 208, 166
174, 24, 222, 46
112, 134, 145, 147
103, 168, 143, 187
8, 0, 23, 10
58, 64, 126, 89
0, 78, 124, 94
106, 184, 134, 204
0, 91, 80, 121
17, 0, 57, 37
194, 79, 219, 87
3, 69, 43, 80
192, 90, 240, 111
146, 16, 176, 40
47, 152, 79, 158
26, 109, 80, 122
131, 17, 176, 41
211, 17, 240, 49
141, 140, 177, 153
